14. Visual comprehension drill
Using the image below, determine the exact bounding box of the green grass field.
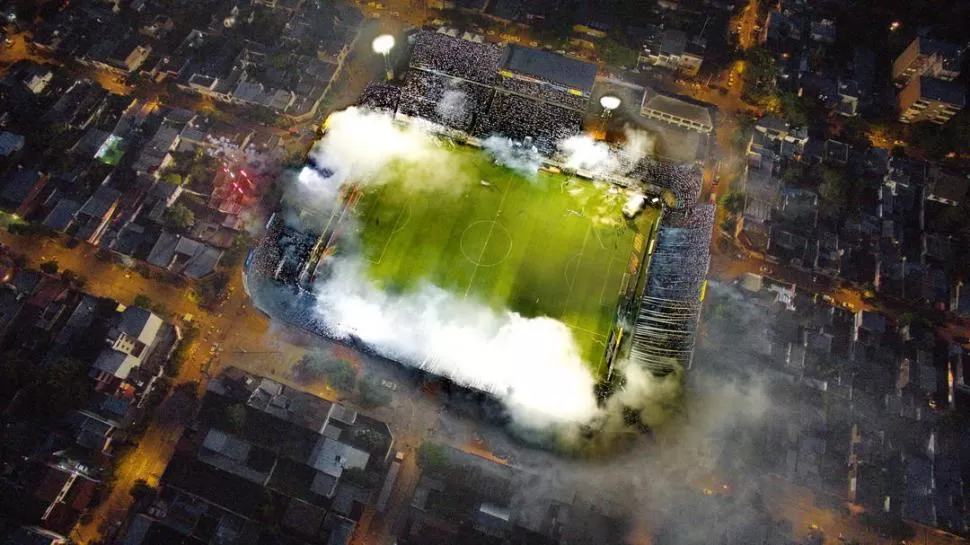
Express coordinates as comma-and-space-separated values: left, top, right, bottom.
353, 146, 657, 377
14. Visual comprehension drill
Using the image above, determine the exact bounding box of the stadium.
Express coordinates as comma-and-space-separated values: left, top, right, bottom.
245, 30, 715, 427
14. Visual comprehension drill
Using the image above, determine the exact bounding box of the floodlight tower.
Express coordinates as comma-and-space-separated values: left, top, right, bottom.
372, 34, 395, 81
599, 95, 621, 118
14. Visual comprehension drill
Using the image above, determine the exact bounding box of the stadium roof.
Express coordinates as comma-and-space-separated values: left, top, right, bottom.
501, 45, 597, 93
640, 87, 714, 131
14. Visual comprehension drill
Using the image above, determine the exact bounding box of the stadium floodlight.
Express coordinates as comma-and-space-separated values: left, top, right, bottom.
599, 95, 621, 118
372, 34, 395, 80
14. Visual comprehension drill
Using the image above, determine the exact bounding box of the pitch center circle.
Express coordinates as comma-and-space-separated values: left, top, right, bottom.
460, 220, 512, 267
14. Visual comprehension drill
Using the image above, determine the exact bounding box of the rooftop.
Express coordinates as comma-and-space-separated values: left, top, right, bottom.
916, 76, 966, 106
501, 45, 597, 94
640, 87, 713, 129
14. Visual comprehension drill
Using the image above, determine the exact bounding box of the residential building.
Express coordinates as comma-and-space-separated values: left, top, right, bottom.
0, 170, 49, 217
897, 76, 965, 124
146, 233, 222, 278
91, 306, 165, 388
117, 367, 394, 545
638, 28, 705, 76
3, 526, 69, 545
892, 37, 963, 86
70, 185, 121, 244
0, 131, 25, 157
925, 165, 969, 206
809, 19, 836, 44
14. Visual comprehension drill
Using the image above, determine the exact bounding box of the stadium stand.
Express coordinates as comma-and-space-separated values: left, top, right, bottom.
631, 204, 714, 376
408, 31, 505, 85
628, 159, 703, 210
357, 81, 401, 112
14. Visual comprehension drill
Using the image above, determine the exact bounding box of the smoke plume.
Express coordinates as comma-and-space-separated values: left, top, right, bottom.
482, 135, 543, 176
557, 125, 657, 177
312, 257, 600, 429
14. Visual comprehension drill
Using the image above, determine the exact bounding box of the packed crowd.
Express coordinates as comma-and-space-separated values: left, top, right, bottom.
409, 31, 505, 85
398, 70, 493, 132
470, 92, 583, 154
357, 81, 401, 112
629, 160, 703, 208
495, 76, 589, 112
646, 204, 715, 302
248, 216, 286, 279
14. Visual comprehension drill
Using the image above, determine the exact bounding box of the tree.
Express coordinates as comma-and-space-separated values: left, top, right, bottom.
60, 269, 86, 289
353, 428, 386, 452
35, 358, 91, 420
358, 378, 392, 409
130, 479, 156, 503
226, 403, 247, 433
195, 271, 230, 308
292, 352, 357, 392
189, 162, 211, 185
742, 47, 780, 106
600, 39, 638, 68
165, 203, 195, 232
417, 442, 450, 475
341, 467, 380, 488
133, 294, 153, 309
817, 166, 849, 209
778, 92, 809, 127
39, 260, 58, 275
720, 191, 746, 215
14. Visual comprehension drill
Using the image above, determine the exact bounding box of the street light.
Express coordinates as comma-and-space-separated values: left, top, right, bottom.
372, 34, 395, 81
599, 94, 621, 118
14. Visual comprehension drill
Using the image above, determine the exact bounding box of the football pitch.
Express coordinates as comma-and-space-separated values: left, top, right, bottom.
353, 146, 658, 378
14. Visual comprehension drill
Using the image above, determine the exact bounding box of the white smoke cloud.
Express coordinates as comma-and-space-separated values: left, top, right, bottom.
436, 89, 468, 126
558, 134, 619, 174
300, 107, 472, 200
557, 126, 656, 177
482, 135, 542, 176
312, 257, 601, 428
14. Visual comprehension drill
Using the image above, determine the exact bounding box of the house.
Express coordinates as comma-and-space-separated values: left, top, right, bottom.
898, 76, 965, 125
91, 306, 165, 386
20, 462, 99, 534
0, 170, 49, 217
85, 38, 152, 74
0, 131, 25, 157
146, 233, 222, 278
638, 28, 705, 76
132, 124, 180, 175
750, 116, 809, 159
892, 37, 963, 86
20, 65, 54, 94
924, 166, 969, 206
3, 526, 69, 545
42, 80, 108, 130
808, 19, 836, 44
854, 310, 887, 345
70, 186, 121, 244
837, 79, 861, 117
